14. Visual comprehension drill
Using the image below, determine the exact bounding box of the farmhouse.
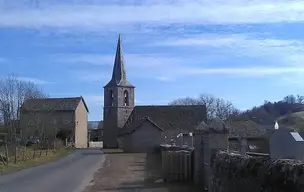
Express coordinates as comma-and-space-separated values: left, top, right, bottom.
103, 35, 206, 152
20, 97, 89, 148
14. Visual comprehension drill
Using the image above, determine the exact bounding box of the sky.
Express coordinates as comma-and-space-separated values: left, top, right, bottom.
1, 0, 304, 120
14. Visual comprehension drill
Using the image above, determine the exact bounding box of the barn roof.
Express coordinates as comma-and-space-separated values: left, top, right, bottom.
120, 105, 206, 136
119, 117, 163, 136
196, 119, 229, 134
21, 97, 89, 112
226, 120, 267, 137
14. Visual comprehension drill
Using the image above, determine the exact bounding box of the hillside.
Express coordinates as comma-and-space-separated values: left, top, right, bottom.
277, 112, 304, 131
236, 95, 304, 131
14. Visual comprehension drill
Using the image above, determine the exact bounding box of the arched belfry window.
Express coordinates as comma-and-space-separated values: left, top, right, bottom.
110, 90, 114, 106
124, 90, 129, 106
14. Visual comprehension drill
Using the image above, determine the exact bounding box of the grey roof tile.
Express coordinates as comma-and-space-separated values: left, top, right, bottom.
21, 97, 89, 112
121, 105, 206, 136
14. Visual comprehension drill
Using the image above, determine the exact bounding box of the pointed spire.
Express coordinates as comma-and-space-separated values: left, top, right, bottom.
104, 34, 134, 88
111, 34, 127, 83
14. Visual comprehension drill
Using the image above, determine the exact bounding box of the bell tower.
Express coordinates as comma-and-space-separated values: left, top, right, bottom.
103, 35, 135, 149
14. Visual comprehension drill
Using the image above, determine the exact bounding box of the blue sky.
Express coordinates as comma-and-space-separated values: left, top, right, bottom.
1, 0, 304, 120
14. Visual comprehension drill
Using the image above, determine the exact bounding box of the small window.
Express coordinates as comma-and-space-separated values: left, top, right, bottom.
110, 90, 114, 106
124, 90, 129, 106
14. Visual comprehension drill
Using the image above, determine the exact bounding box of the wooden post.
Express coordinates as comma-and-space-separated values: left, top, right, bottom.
5, 143, 9, 164
22, 147, 25, 161
14, 146, 17, 164
39, 148, 42, 157
33, 147, 36, 159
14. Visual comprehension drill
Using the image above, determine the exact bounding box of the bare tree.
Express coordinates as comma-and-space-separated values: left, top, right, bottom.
168, 97, 199, 105
283, 95, 296, 104
169, 93, 240, 121
296, 95, 304, 104
0, 74, 48, 141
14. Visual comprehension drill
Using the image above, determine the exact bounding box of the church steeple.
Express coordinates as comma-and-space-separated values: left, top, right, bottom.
104, 34, 134, 88
103, 34, 135, 149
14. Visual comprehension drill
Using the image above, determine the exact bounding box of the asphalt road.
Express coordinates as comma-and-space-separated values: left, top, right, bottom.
0, 148, 105, 192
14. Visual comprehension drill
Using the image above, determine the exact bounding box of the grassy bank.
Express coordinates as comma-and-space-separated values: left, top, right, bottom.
0, 147, 73, 175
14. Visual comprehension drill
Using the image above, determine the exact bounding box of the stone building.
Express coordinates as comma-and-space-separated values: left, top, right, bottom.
103, 35, 206, 151
88, 121, 103, 141
118, 105, 205, 152
268, 127, 304, 160
20, 97, 89, 148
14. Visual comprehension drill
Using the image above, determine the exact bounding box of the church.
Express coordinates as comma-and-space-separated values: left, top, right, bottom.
103, 35, 206, 152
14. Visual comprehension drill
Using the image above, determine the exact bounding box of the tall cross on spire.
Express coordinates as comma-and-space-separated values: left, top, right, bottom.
104, 34, 134, 88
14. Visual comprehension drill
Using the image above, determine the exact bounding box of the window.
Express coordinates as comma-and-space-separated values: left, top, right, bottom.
110, 90, 114, 106
124, 90, 129, 106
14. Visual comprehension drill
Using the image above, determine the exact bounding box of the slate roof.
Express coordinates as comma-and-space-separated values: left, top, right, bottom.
196, 118, 229, 134
21, 97, 89, 112
120, 105, 206, 136
119, 117, 163, 136
226, 120, 267, 137
104, 35, 134, 88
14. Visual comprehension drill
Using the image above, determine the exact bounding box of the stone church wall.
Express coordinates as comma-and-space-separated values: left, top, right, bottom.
209, 150, 304, 192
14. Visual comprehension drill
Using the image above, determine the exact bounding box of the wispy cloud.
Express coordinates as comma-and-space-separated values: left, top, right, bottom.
4, 0, 304, 86
16, 77, 54, 85
1, 0, 304, 30
76, 71, 110, 82
54, 54, 112, 66
64, 53, 304, 81
156, 34, 304, 59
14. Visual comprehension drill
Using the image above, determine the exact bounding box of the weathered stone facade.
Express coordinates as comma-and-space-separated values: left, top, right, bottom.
210, 151, 304, 192
121, 120, 164, 153
103, 35, 135, 149
20, 97, 88, 148
194, 125, 229, 189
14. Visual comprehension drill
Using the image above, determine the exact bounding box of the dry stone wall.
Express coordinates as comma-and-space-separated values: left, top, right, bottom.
210, 151, 304, 192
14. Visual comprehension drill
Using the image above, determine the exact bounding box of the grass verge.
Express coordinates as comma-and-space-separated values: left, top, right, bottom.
0, 147, 73, 175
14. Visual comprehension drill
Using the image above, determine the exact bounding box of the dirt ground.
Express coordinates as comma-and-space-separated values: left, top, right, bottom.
83, 151, 200, 192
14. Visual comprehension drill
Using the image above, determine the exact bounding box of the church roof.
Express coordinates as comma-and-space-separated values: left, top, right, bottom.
21, 97, 89, 112
120, 105, 206, 136
104, 34, 134, 88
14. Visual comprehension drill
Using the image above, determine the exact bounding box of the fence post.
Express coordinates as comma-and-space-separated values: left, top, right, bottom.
14, 145, 17, 164
22, 146, 25, 161
33, 147, 36, 159
240, 138, 248, 155
194, 130, 204, 185
5, 143, 9, 164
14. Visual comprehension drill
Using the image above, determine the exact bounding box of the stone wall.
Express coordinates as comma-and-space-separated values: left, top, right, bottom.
210, 150, 304, 192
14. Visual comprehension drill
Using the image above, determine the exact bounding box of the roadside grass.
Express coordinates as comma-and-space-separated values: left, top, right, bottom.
0, 147, 73, 175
